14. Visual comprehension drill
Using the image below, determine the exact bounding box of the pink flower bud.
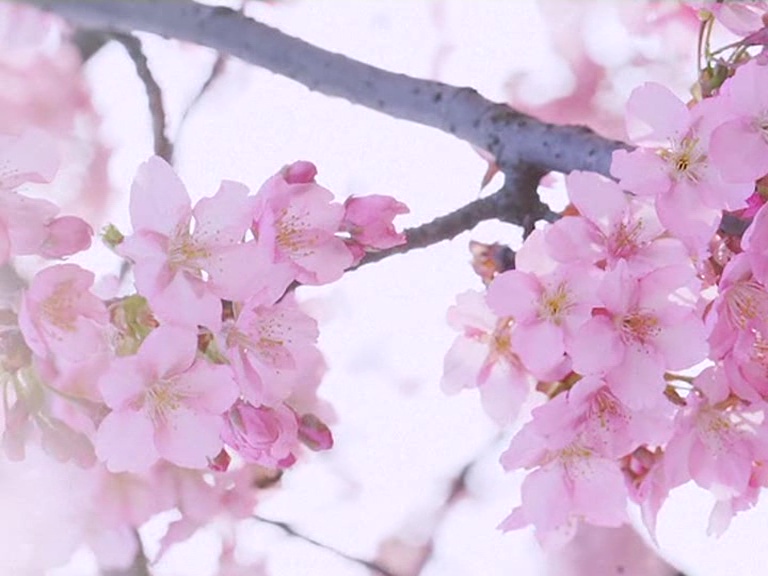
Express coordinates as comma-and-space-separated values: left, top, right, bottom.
298, 413, 333, 451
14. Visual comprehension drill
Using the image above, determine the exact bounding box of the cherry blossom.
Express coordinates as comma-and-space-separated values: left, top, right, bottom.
95, 325, 239, 472
442, 290, 534, 424
487, 265, 599, 376
119, 156, 263, 330
611, 83, 752, 252
341, 194, 409, 261
546, 170, 688, 275
253, 161, 354, 286
18, 264, 108, 363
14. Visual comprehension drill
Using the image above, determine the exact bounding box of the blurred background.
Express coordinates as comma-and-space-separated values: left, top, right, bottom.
1, 1, 766, 575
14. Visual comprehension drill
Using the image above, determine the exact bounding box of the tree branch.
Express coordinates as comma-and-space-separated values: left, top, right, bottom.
254, 515, 398, 576
111, 32, 174, 163
19, 0, 627, 178
356, 166, 552, 269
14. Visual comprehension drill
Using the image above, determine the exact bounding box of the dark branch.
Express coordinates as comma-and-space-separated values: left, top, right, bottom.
111, 32, 174, 163
254, 515, 398, 576
356, 166, 551, 269
20, 0, 627, 178
70, 28, 109, 61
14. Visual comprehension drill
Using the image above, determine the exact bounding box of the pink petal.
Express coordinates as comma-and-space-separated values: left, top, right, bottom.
566, 171, 627, 227
192, 180, 255, 246
513, 321, 564, 375
98, 357, 148, 409
139, 325, 198, 379
441, 336, 488, 394
710, 120, 768, 183
149, 273, 223, 331
95, 410, 158, 472
178, 362, 239, 414
568, 316, 623, 375
156, 408, 224, 468
129, 156, 191, 236
487, 270, 540, 320
625, 83, 690, 144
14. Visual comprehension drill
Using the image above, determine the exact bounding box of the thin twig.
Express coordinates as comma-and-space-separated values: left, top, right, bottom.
409, 435, 504, 576
356, 166, 551, 269
111, 31, 174, 163
254, 515, 398, 576
20, 0, 628, 178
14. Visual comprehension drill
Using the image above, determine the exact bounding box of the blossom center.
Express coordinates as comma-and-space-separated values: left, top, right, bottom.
144, 378, 183, 423
608, 219, 644, 259
619, 310, 660, 345
40, 281, 78, 331
725, 280, 768, 328
539, 282, 573, 325
660, 135, 707, 183
168, 224, 209, 273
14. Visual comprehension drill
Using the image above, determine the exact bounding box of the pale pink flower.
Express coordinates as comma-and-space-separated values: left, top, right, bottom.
84, 465, 176, 570
95, 326, 239, 472
611, 83, 752, 251
441, 290, 535, 425
222, 291, 319, 407
0, 6, 114, 221
18, 264, 108, 363
569, 263, 707, 408
710, 60, 768, 183
253, 161, 353, 285
499, 393, 630, 546
153, 464, 259, 560
0, 130, 91, 262
119, 156, 264, 330
622, 446, 671, 540
566, 376, 673, 456
547, 170, 688, 275
0, 191, 91, 263
707, 253, 768, 362
222, 400, 300, 468
487, 265, 599, 376
664, 387, 768, 501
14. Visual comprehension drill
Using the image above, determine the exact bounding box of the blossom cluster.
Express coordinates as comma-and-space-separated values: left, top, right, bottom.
444, 5, 768, 547
0, 134, 407, 569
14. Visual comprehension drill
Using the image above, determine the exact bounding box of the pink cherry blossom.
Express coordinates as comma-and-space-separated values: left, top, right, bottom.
341, 194, 409, 259
569, 263, 707, 408
95, 325, 239, 472
253, 161, 353, 285
487, 265, 598, 376
221, 291, 319, 407
709, 60, 768, 183
499, 387, 631, 546
18, 264, 108, 363
442, 290, 535, 425
611, 83, 752, 252
663, 383, 768, 501
222, 400, 300, 468
547, 170, 688, 275
119, 156, 264, 330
